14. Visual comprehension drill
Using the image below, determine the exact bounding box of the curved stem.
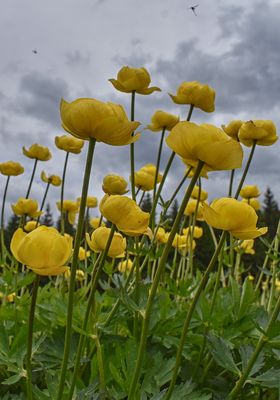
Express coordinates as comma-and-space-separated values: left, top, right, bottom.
60, 152, 70, 235
165, 167, 192, 215
56, 139, 96, 400
128, 160, 204, 400
130, 91, 136, 200
26, 158, 38, 199
25, 275, 40, 400
1, 175, 10, 259
36, 182, 50, 225
234, 142, 256, 199
153, 127, 166, 202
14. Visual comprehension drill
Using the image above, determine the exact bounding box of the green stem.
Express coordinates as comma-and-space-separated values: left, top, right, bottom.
165, 167, 192, 214
255, 238, 275, 292
234, 142, 256, 199
36, 182, 50, 225
165, 230, 227, 399
138, 190, 146, 207
26, 158, 38, 199
56, 138, 96, 400
267, 218, 280, 312
130, 91, 136, 200
153, 127, 166, 203
1, 175, 10, 259
128, 160, 204, 400
60, 151, 70, 235
228, 169, 235, 197
25, 275, 40, 400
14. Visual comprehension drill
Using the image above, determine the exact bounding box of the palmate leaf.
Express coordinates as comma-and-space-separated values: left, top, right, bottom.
207, 332, 240, 375
2, 372, 23, 385
251, 368, 280, 388
239, 345, 265, 377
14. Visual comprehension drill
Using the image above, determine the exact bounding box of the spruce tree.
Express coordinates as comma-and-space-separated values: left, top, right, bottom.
41, 203, 54, 227
262, 187, 280, 238
141, 193, 153, 213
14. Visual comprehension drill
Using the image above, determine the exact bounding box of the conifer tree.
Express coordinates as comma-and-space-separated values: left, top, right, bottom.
262, 187, 280, 238
41, 203, 54, 227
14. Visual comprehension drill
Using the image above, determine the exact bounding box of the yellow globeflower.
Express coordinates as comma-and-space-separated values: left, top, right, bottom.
76, 269, 85, 281
236, 239, 255, 255
60, 98, 141, 144
183, 226, 203, 239
238, 120, 278, 147
77, 196, 98, 208
100, 195, 150, 237
109, 66, 161, 95
191, 185, 208, 201
56, 200, 79, 224
0, 161, 24, 176
86, 227, 126, 258
203, 198, 268, 239
102, 174, 128, 195
11, 198, 42, 218
171, 233, 196, 250
55, 134, 84, 154
240, 185, 261, 199
22, 144, 52, 161
166, 122, 243, 172
134, 164, 163, 191
41, 171, 62, 187
78, 247, 90, 261
184, 199, 204, 220
155, 227, 168, 244
242, 198, 261, 211
147, 110, 179, 132
10, 226, 72, 276
24, 220, 39, 232
169, 81, 215, 113
89, 217, 105, 230
118, 259, 133, 273
185, 164, 209, 179
221, 120, 244, 140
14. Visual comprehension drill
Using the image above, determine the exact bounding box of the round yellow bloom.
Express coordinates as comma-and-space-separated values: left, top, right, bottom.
0, 161, 24, 176
76, 269, 85, 281
41, 171, 61, 186
221, 120, 244, 140
56, 200, 79, 225
166, 122, 243, 171
77, 196, 98, 208
11, 198, 42, 218
109, 66, 161, 95
102, 174, 128, 195
10, 227, 72, 276
191, 185, 208, 201
89, 217, 105, 230
22, 144, 52, 161
236, 239, 255, 255
242, 198, 261, 211
60, 98, 141, 144
169, 81, 215, 113
171, 233, 196, 250
118, 259, 133, 273
238, 120, 278, 147
184, 199, 204, 220
183, 226, 203, 239
240, 185, 261, 199
55, 134, 84, 154
86, 227, 126, 258
24, 220, 39, 232
248, 274, 255, 281
100, 195, 150, 236
185, 165, 209, 179
78, 246, 90, 261
147, 110, 179, 132
155, 227, 168, 244
134, 164, 163, 191
6, 293, 16, 303
203, 198, 268, 239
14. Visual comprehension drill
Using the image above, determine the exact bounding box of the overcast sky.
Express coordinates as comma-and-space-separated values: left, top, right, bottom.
1, 0, 280, 222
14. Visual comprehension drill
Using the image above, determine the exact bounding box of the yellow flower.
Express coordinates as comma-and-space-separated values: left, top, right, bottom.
0, 161, 24, 176
24, 220, 39, 232
240, 185, 261, 199
89, 217, 105, 230
6, 293, 16, 303
171, 233, 196, 250
11, 198, 42, 218
191, 185, 208, 201
242, 198, 261, 211
78, 246, 90, 261
10, 227, 72, 276
221, 120, 244, 140
248, 274, 255, 281
41, 171, 61, 186
76, 269, 85, 281
22, 144, 52, 161
155, 227, 168, 244
134, 164, 163, 191
55, 134, 84, 154
184, 199, 204, 220
86, 227, 126, 258
236, 239, 255, 255
118, 259, 133, 273
166, 122, 243, 171
60, 98, 141, 144
77, 196, 98, 208
203, 198, 268, 239
102, 174, 128, 195
100, 195, 150, 237
109, 66, 161, 95
56, 200, 79, 225
276, 279, 280, 291
238, 120, 278, 147
185, 164, 209, 179
147, 110, 179, 132
169, 81, 215, 112
183, 226, 203, 239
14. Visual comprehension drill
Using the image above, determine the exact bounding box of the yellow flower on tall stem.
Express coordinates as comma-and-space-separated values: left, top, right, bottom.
56, 200, 79, 225
222, 120, 244, 140
11, 198, 43, 219
86, 227, 126, 258
240, 184, 261, 199
102, 174, 128, 195
169, 81, 215, 113
134, 164, 163, 192
238, 120, 278, 146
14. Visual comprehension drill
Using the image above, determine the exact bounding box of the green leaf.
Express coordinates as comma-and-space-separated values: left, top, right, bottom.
237, 277, 255, 319
207, 333, 240, 375
239, 345, 264, 377
2, 373, 23, 385
252, 368, 280, 388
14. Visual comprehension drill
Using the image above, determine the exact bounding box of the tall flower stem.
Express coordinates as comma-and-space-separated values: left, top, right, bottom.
128, 160, 204, 400
25, 275, 40, 400
56, 138, 96, 400
165, 230, 227, 400
228, 292, 280, 399
60, 152, 70, 234
164, 167, 192, 216
130, 90, 136, 200
153, 127, 166, 202
228, 169, 235, 197
234, 142, 256, 199
36, 182, 50, 225
26, 158, 38, 199
1, 175, 10, 259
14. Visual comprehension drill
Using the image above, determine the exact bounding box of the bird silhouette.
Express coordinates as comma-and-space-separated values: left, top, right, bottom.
189, 4, 199, 16
32, 50, 37, 54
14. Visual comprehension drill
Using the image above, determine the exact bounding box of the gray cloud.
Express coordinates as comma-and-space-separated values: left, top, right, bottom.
65, 50, 91, 67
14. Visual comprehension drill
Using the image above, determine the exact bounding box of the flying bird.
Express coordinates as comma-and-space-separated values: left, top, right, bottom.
32, 50, 37, 54
189, 4, 199, 16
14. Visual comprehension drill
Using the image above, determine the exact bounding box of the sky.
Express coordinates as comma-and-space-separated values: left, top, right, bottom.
1, 0, 280, 222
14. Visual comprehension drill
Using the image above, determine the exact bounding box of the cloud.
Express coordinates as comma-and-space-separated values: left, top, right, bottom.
65, 50, 91, 67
